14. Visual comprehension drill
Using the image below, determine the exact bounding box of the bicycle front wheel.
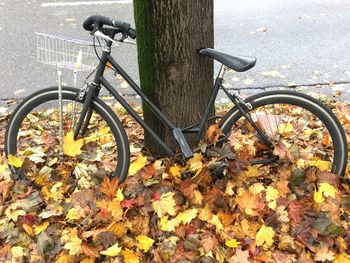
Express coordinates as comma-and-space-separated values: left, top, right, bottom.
220, 90, 347, 176
5, 87, 130, 183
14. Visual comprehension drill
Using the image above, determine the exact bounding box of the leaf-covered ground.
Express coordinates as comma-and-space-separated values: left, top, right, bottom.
0, 98, 350, 263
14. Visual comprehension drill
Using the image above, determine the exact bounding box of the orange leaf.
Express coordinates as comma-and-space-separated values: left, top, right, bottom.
100, 176, 119, 198
205, 124, 223, 144
235, 190, 263, 216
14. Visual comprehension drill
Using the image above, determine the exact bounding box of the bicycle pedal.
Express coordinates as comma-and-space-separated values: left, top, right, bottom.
209, 161, 229, 179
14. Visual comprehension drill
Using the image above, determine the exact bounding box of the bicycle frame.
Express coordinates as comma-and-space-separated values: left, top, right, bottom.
75, 36, 272, 158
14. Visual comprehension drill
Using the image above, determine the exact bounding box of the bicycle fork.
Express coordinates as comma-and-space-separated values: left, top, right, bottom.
74, 83, 98, 140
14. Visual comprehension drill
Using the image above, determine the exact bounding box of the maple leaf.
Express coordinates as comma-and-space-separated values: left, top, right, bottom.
235, 190, 263, 216
62, 131, 84, 157
7, 154, 23, 168
313, 182, 338, 203
136, 235, 154, 252
100, 176, 119, 198
107, 198, 123, 220
255, 225, 275, 248
225, 238, 241, 248
187, 153, 203, 176
81, 243, 100, 258
175, 208, 198, 224
122, 248, 140, 263
64, 235, 82, 256
205, 123, 223, 144
169, 164, 182, 178
151, 192, 176, 217
314, 246, 335, 261
201, 232, 218, 254
100, 242, 122, 257
266, 186, 280, 210
128, 155, 147, 176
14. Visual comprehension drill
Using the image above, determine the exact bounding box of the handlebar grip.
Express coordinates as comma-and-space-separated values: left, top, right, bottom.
83, 15, 113, 31
83, 15, 136, 39
128, 28, 136, 39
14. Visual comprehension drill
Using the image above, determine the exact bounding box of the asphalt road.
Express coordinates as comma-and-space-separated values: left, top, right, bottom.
1, 0, 350, 101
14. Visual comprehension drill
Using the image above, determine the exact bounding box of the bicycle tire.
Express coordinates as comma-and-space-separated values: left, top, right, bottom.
5, 87, 130, 183
220, 90, 347, 176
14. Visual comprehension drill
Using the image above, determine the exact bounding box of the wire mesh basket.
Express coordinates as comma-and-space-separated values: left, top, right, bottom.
36, 32, 100, 71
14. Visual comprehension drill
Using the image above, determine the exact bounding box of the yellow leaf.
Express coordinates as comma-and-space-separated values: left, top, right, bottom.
128, 155, 147, 175
169, 164, 182, 178
116, 188, 124, 201
100, 242, 122, 257
277, 122, 293, 134
319, 182, 338, 198
122, 248, 139, 263
34, 221, 50, 235
255, 225, 275, 248
63, 131, 84, 157
175, 208, 198, 224
0, 164, 8, 172
11, 246, 25, 258
7, 154, 23, 168
313, 190, 325, 203
5, 207, 25, 221
314, 182, 338, 203
80, 259, 95, 263
225, 238, 241, 248
187, 153, 203, 176
108, 198, 123, 220
334, 253, 350, 263
309, 160, 331, 172
64, 236, 82, 256
152, 192, 176, 217
66, 207, 82, 221
266, 186, 280, 210
249, 183, 265, 195
136, 235, 155, 252
159, 216, 178, 232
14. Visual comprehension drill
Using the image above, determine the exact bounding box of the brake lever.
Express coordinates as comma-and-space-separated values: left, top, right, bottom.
94, 30, 119, 47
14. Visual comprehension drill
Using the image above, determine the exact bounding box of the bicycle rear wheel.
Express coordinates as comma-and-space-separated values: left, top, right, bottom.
5, 87, 130, 183
220, 90, 347, 176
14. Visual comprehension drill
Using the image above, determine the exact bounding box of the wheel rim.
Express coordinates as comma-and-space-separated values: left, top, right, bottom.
7, 92, 122, 185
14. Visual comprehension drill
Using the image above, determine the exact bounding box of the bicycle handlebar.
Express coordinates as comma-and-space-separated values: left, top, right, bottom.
83, 15, 136, 39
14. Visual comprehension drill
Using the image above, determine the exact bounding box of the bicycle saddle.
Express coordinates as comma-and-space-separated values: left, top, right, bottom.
199, 48, 256, 72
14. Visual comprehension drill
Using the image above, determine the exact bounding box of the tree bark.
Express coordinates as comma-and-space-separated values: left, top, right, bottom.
134, 0, 214, 155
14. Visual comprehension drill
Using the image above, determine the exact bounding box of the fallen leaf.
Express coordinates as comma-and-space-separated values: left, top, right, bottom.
62, 131, 84, 157
100, 242, 122, 257
7, 154, 23, 168
255, 225, 275, 248
128, 155, 147, 175
122, 248, 139, 263
136, 235, 154, 252
225, 238, 241, 248
152, 192, 176, 217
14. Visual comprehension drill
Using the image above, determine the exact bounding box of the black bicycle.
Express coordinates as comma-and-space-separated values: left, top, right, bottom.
5, 15, 348, 183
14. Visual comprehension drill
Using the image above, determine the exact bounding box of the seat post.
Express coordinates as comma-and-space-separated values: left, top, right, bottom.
217, 64, 227, 80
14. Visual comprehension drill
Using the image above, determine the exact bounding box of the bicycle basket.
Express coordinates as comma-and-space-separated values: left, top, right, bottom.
36, 32, 100, 71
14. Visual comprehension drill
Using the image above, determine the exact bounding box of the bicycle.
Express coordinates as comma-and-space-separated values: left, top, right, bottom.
5, 15, 348, 183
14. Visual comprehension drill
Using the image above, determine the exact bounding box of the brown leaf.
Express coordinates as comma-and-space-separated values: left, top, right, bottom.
201, 231, 218, 253
100, 176, 119, 198
81, 243, 100, 258
314, 246, 335, 261
71, 189, 96, 208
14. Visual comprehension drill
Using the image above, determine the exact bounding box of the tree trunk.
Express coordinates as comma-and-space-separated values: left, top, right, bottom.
134, 0, 214, 155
